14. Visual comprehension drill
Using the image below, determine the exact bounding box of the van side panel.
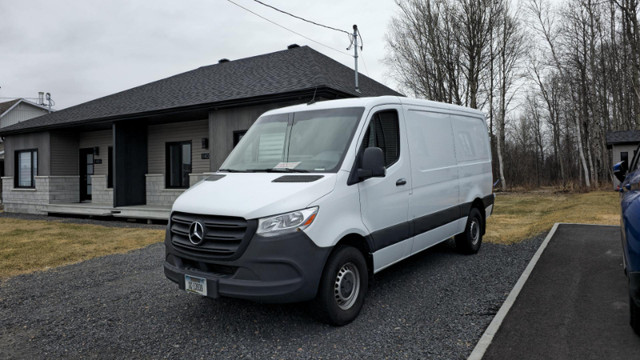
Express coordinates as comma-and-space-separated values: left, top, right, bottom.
450, 114, 492, 211
405, 109, 462, 254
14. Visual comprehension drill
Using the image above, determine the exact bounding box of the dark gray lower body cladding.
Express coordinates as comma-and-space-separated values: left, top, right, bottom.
164, 228, 331, 303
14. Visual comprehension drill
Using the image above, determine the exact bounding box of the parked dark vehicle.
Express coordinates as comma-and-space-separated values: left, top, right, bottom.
613, 144, 640, 336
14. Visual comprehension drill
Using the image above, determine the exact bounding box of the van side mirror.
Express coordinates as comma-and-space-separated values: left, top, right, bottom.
614, 160, 628, 183
358, 147, 386, 180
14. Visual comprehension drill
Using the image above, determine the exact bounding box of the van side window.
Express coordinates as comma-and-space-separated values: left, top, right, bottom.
362, 110, 400, 167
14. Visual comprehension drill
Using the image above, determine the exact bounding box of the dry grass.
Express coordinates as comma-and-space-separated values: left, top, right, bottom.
0, 218, 164, 278
0, 189, 621, 277
485, 190, 620, 245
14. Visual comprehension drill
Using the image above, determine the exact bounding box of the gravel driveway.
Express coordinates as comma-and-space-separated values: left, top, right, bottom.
0, 235, 544, 359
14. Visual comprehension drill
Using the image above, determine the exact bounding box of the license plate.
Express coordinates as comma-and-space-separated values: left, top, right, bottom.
185, 275, 207, 296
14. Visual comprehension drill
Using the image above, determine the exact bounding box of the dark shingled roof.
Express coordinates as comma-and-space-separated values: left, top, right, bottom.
0, 99, 20, 117
606, 130, 640, 146
0, 46, 401, 135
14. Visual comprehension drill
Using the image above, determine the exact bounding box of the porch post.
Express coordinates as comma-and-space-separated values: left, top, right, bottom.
113, 122, 148, 207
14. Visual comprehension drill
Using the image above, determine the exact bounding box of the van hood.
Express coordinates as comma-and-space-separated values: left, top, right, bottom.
171, 173, 337, 219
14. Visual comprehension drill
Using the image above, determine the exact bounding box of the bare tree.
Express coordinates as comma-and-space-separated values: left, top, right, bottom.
385, 0, 640, 190
527, 0, 591, 188
386, 0, 500, 108
386, 0, 463, 103
495, 2, 527, 190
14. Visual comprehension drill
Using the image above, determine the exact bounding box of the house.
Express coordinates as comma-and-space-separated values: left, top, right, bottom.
0, 98, 52, 202
606, 130, 640, 187
0, 45, 401, 219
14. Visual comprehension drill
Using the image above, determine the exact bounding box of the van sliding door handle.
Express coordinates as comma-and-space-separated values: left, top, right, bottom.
396, 178, 407, 186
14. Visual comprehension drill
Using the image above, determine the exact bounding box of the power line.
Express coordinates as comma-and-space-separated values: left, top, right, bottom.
252, 0, 350, 36
226, 0, 351, 57
360, 53, 370, 77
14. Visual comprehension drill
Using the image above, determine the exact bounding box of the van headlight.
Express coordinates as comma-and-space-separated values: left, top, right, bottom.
257, 207, 319, 237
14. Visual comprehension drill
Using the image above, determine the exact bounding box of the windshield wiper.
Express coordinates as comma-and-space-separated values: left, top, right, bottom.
245, 168, 310, 173
218, 168, 244, 173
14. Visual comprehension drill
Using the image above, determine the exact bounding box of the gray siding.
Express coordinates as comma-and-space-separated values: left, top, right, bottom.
79, 130, 113, 176
50, 131, 79, 176
0, 102, 49, 128
612, 143, 639, 187
3, 132, 50, 177
148, 120, 209, 175
208, 101, 302, 169
612, 144, 638, 164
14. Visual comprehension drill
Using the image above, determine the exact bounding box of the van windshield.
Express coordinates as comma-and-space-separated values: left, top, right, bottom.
220, 107, 364, 173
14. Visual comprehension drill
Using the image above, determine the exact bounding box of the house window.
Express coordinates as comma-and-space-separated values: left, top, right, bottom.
361, 110, 400, 167
166, 141, 192, 188
107, 146, 113, 189
15, 149, 37, 188
233, 130, 248, 147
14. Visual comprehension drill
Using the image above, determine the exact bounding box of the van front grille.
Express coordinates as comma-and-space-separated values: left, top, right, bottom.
170, 212, 257, 260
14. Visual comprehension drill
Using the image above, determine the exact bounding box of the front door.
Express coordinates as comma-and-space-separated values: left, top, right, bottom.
79, 148, 94, 201
356, 106, 412, 272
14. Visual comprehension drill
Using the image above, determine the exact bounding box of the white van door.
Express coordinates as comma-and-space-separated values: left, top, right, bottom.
356, 106, 412, 272
450, 114, 492, 208
405, 109, 462, 254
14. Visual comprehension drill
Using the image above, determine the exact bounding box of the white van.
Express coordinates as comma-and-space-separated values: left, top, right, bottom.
164, 96, 494, 325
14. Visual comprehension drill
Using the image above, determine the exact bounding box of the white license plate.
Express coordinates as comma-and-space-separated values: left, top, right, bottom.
185, 275, 207, 296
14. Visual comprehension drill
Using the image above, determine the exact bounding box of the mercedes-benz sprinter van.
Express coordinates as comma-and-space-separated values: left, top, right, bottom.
164, 96, 494, 325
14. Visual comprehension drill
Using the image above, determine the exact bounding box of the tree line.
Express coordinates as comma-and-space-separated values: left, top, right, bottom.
386, 0, 640, 190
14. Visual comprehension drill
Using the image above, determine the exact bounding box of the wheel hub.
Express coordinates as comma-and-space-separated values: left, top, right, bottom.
334, 262, 360, 310
470, 220, 480, 245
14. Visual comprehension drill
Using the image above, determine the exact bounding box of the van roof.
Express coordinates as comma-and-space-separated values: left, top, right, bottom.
263, 96, 485, 118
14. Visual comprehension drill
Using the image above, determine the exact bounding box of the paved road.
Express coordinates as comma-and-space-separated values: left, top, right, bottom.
483, 224, 640, 359
0, 236, 543, 359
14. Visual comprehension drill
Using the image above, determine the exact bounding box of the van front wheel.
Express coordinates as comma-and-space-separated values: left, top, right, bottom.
312, 245, 368, 326
456, 208, 483, 254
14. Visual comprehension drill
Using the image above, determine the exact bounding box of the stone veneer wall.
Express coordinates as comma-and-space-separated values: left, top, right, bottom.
49, 176, 80, 204
145, 173, 210, 207
1, 173, 210, 213
91, 175, 113, 205
145, 174, 185, 207
1, 176, 79, 214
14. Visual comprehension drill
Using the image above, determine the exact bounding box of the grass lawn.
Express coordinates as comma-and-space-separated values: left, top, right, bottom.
0, 218, 164, 279
0, 189, 621, 278
485, 190, 620, 245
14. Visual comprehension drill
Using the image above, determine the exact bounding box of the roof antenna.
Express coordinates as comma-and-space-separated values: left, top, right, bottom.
308, 87, 318, 105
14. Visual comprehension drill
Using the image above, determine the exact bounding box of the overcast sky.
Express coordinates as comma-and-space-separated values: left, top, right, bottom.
0, 0, 401, 110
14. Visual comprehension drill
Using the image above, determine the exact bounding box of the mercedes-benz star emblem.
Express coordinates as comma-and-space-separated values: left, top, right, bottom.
188, 221, 205, 245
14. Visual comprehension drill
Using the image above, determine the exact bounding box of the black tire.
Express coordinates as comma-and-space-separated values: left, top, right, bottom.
455, 208, 483, 254
311, 245, 368, 326
631, 294, 640, 336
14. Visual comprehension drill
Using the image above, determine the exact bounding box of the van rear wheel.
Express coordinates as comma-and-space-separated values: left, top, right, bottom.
311, 245, 368, 326
456, 208, 483, 254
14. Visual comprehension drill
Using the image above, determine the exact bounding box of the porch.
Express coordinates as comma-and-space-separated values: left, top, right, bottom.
44, 202, 171, 221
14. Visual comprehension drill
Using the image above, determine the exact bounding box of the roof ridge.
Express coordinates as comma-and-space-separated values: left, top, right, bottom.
0, 46, 401, 135
197, 46, 308, 71
37, 47, 312, 117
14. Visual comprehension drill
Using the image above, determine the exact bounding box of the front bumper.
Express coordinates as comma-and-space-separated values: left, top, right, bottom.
164, 227, 331, 303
